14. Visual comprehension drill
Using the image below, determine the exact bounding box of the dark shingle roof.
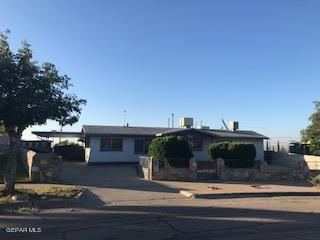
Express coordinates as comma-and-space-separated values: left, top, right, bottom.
157, 128, 268, 139
204, 129, 268, 139
82, 125, 268, 139
82, 125, 175, 136
32, 131, 84, 138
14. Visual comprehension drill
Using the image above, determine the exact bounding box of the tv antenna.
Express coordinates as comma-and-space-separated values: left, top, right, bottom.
221, 118, 229, 130
123, 110, 126, 126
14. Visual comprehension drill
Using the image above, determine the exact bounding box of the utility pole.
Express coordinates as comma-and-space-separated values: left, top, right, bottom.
123, 110, 126, 127
171, 113, 174, 128
59, 125, 62, 144
168, 116, 170, 128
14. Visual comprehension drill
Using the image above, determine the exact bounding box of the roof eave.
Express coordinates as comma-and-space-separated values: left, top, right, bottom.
85, 133, 156, 137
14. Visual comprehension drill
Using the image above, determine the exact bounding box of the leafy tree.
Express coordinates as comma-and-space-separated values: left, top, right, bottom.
0, 31, 86, 194
301, 101, 320, 154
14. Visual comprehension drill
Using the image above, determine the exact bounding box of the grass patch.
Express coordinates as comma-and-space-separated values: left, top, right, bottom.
0, 185, 83, 201
0, 205, 38, 215
0, 155, 30, 183
0, 194, 11, 203
18, 186, 83, 200
0, 185, 82, 215
16, 206, 39, 214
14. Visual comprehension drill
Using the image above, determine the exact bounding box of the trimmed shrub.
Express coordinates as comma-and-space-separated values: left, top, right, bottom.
208, 141, 256, 168
148, 136, 193, 168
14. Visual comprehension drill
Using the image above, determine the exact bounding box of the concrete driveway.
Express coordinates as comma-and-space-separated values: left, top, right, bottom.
61, 162, 183, 205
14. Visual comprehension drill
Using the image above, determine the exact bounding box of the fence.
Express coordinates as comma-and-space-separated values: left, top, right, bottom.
54, 144, 85, 161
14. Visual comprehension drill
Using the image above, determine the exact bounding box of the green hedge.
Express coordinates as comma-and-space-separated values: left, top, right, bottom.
208, 142, 256, 168
313, 150, 320, 156
148, 136, 193, 168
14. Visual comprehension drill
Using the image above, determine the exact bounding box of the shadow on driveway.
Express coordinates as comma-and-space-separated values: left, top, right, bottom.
60, 162, 187, 204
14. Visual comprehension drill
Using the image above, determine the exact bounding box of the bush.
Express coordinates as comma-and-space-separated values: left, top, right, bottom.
289, 142, 311, 155
148, 136, 193, 168
208, 141, 256, 168
313, 150, 320, 156
310, 175, 320, 188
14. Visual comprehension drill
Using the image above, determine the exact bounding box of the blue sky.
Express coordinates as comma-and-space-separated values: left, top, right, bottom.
1, 0, 319, 145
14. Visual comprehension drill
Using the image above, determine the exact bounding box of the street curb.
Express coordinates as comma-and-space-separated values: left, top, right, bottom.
179, 190, 196, 198
179, 190, 320, 199
74, 188, 85, 199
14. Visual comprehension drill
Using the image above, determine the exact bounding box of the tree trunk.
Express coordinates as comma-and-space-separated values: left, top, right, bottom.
3, 126, 21, 195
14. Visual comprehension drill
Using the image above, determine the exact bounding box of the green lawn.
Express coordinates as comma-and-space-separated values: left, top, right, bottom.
0, 155, 30, 184
19, 186, 83, 199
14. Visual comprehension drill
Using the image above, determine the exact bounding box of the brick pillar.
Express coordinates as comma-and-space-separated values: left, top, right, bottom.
216, 158, 225, 178
189, 158, 198, 180
151, 157, 160, 180
258, 160, 267, 172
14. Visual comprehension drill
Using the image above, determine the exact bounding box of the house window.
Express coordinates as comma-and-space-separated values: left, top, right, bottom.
134, 139, 150, 154
189, 140, 203, 151
100, 138, 123, 151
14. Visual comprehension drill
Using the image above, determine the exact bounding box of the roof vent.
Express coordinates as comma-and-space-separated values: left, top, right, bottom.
179, 117, 193, 128
228, 121, 239, 132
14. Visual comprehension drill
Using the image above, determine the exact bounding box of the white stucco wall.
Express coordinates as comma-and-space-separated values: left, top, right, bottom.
192, 139, 211, 161
87, 136, 141, 163
247, 139, 264, 161
87, 136, 265, 163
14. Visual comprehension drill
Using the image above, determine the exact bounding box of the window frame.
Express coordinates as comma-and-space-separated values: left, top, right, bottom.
189, 139, 203, 151
134, 138, 151, 154
100, 137, 123, 151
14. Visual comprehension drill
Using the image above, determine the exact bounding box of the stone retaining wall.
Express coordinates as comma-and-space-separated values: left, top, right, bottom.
19, 148, 62, 183
139, 156, 196, 181
270, 152, 320, 171
216, 159, 307, 181
140, 156, 308, 181
220, 167, 307, 181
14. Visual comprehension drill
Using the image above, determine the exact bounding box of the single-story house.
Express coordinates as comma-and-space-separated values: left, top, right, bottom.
33, 123, 268, 164
81, 125, 268, 164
